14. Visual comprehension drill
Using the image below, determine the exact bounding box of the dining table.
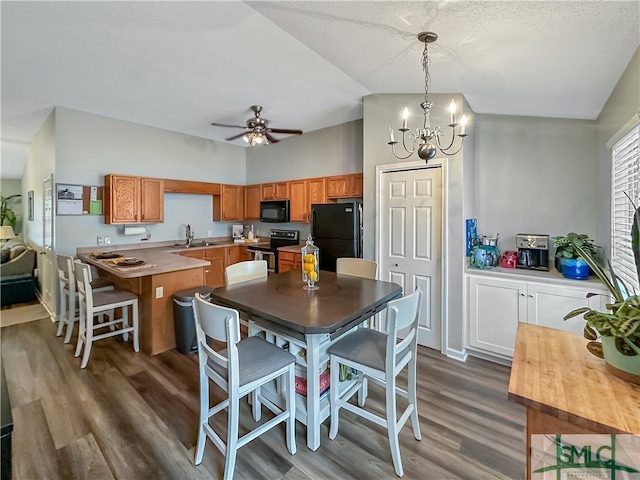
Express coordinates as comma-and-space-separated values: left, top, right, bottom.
209, 269, 402, 451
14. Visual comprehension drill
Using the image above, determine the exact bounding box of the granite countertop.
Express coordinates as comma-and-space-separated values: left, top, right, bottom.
77, 239, 270, 278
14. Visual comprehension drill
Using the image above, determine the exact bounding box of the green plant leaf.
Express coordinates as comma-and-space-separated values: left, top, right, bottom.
563, 307, 590, 320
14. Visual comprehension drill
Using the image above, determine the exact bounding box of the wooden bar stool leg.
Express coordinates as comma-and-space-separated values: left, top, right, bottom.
386, 376, 403, 477
63, 289, 76, 344
74, 298, 86, 358
286, 366, 296, 455
224, 399, 239, 480
81, 312, 94, 369
122, 305, 129, 342
56, 287, 66, 337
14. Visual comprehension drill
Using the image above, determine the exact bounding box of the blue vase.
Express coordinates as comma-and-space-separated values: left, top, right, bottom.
561, 258, 591, 280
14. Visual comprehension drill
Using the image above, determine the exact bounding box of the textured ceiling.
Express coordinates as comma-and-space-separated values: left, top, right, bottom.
1, 1, 639, 178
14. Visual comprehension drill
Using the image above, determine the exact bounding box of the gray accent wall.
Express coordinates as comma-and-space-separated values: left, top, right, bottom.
596, 47, 640, 257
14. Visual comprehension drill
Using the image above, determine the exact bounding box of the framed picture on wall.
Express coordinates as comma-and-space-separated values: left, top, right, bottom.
27, 190, 34, 221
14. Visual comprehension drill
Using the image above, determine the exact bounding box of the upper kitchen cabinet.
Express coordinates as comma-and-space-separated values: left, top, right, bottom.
326, 173, 363, 199
104, 174, 164, 224
214, 184, 244, 222
289, 179, 308, 223
262, 182, 289, 200
308, 177, 327, 209
244, 184, 261, 221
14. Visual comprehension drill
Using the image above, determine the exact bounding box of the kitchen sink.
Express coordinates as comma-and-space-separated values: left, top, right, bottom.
172, 240, 229, 248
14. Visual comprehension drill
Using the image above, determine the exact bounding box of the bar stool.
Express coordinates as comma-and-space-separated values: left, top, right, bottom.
73, 262, 139, 368
192, 293, 296, 480
328, 288, 423, 477
55, 255, 114, 344
224, 260, 268, 286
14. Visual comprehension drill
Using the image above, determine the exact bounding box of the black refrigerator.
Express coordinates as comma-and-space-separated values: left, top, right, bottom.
311, 202, 363, 272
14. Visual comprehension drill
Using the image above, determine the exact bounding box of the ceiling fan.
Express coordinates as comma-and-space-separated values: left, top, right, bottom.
211, 105, 303, 146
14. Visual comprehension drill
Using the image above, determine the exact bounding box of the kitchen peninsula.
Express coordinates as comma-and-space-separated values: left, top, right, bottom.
77, 240, 264, 354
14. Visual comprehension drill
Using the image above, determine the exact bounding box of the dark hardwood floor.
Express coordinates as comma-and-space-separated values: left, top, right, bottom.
1, 317, 526, 479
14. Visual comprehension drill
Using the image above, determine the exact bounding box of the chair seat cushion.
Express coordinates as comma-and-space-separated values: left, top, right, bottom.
90, 277, 114, 290
328, 328, 387, 371
209, 336, 295, 387
92, 288, 137, 307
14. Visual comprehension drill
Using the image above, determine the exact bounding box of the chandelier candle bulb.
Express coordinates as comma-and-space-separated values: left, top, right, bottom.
449, 100, 457, 125
402, 107, 409, 130
460, 115, 467, 135
389, 126, 395, 143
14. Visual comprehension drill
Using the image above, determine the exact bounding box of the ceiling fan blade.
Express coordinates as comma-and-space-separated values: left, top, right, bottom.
211, 122, 247, 129
264, 132, 279, 144
267, 128, 303, 135
226, 132, 247, 141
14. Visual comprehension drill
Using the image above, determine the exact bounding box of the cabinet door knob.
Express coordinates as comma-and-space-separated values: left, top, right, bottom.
520, 293, 525, 296
529, 294, 534, 298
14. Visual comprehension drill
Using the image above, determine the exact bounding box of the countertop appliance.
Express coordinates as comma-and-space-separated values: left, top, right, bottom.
311, 202, 362, 272
247, 229, 299, 273
260, 200, 290, 223
516, 234, 549, 271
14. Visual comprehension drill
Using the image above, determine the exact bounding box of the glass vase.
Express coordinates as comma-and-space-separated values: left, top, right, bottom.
301, 234, 319, 290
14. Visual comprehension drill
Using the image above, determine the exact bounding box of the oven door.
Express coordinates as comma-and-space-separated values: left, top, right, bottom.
248, 248, 276, 273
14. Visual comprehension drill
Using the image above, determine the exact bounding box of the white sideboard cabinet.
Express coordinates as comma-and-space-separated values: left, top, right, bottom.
466, 269, 608, 361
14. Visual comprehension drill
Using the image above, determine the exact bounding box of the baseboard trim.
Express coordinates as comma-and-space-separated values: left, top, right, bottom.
445, 348, 468, 362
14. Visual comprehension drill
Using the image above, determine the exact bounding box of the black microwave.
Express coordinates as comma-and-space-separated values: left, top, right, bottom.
260, 200, 290, 223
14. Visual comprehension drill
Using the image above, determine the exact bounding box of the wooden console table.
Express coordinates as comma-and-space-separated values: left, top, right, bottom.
508, 323, 640, 479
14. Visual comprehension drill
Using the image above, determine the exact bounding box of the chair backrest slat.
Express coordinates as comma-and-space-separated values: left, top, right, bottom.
73, 262, 93, 311
385, 289, 422, 365
225, 260, 268, 286
336, 258, 378, 279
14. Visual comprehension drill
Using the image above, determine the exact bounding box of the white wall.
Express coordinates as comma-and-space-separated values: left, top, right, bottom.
473, 114, 598, 252
53, 108, 247, 255
596, 47, 640, 257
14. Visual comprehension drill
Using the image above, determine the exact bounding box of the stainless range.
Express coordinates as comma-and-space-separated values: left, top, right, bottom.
247, 229, 299, 273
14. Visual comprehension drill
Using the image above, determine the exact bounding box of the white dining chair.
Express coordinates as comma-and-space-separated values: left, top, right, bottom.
192, 293, 296, 480
56, 255, 114, 344
336, 257, 378, 280
224, 260, 268, 286
73, 262, 139, 368
327, 288, 423, 477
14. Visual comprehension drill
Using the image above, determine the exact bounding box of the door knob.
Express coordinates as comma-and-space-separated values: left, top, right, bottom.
520, 293, 525, 296
394, 263, 398, 267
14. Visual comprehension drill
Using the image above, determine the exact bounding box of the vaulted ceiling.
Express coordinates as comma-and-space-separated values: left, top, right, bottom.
2, 1, 638, 178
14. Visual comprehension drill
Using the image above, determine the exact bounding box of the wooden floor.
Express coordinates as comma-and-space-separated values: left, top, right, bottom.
1, 317, 526, 479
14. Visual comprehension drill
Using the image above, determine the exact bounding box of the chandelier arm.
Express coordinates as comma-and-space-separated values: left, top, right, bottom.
435, 137, 464, 156
401, 130, 419, 154
390, 143, 416, 160
434, 128, 460, 152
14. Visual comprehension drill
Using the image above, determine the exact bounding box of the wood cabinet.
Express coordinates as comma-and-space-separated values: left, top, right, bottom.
214, 184, 244, 222
244, 184, 261, 221
307, 177, 327, 219
262, 182, 289, 200
289, 179, 308, 223
204, 248, 226, 288
278, 251, 301, 273
239, 246, 252, 262
467, 273, 607, 360
104, 174, 164, 224
326, 173, 363, 199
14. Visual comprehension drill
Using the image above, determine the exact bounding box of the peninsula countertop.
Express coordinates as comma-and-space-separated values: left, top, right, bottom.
77, 240, 269, 278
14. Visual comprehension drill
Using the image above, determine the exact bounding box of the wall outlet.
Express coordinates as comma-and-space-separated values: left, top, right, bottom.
155, 286, 163, 299
97, 235, 105, 245
104, 236, 111, 245
207, 230, 213, 237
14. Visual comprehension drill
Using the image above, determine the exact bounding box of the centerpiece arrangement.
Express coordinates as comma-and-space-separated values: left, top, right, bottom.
563, 199, 640, 383
301, 234, 319, 291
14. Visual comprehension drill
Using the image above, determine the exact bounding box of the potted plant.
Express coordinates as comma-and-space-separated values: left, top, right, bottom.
563, 201, 640, 384
552, 232, 599, 279
0, 194, 21, 231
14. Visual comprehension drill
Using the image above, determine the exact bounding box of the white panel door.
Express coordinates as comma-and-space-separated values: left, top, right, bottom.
380, 167, 442, 349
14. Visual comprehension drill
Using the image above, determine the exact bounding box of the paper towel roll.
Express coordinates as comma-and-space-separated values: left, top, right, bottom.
124, 226, 147, 236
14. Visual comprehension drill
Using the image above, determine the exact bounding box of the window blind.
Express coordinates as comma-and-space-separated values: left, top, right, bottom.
611, 124, 640, 294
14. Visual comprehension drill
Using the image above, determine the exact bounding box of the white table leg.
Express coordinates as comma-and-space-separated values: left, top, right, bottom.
305, 333, 321, 451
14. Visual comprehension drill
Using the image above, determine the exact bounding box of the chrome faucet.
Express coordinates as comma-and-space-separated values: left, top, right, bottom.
186, 224, 194, 247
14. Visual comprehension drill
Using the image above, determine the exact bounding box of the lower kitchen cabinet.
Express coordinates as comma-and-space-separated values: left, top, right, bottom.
467, 272, 607, 360
181, 246, 243, 288
279, 251, 301, 273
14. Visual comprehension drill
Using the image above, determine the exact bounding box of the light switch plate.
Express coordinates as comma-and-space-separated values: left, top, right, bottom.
97, 235, 104, 245
156, 286, 163, 299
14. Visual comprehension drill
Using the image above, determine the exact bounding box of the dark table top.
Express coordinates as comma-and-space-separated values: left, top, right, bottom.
210, 270, 402, 339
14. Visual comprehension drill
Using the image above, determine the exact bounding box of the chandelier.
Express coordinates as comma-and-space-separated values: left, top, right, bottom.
243, 130, 268, 146
388, 32, 468, 162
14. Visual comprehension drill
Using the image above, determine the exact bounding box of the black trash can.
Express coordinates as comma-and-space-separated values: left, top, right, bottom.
173, 286, 215, 354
